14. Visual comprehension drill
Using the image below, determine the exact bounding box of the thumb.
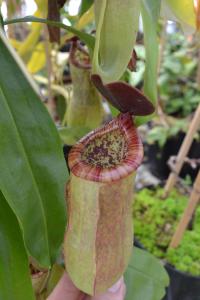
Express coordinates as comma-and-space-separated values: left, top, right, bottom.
85, 277, 126, 300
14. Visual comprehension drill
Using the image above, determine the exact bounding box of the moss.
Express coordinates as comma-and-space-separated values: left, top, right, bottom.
133, 187, 200, 276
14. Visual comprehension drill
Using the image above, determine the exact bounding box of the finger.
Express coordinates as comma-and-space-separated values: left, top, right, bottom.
47, 272, 86, 300
85, 277, 126, 300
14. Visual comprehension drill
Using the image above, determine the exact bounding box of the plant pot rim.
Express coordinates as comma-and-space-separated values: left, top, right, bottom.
135, 237, 200, 279
164, 262, 200, 280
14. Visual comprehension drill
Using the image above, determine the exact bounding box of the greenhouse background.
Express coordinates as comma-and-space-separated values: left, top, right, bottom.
0, 1, 199, 300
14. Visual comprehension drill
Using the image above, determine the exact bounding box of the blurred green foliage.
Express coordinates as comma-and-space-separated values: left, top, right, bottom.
132, 31, 200, 119
159, 32, 200, 117
132, 30, 200, 147
147, 119, 187, 147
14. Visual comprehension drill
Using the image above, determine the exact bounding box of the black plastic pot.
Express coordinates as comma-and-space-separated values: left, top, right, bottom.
145, 132, 200, 181
163, 263, 200, 300
133, 238, 145, 250
134, 238, 200, 300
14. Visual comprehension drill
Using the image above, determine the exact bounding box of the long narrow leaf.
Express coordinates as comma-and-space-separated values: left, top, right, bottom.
0, 191, 35, 300
0, 29, 68, 267
135, 0, 160, 126
125, 247, 169, 300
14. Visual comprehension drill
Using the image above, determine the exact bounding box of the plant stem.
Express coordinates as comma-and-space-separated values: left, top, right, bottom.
4, 16, 95, 52
44, 26, 56, 120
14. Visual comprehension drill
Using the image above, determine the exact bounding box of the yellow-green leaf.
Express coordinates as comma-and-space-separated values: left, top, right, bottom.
27, 42, 46, 74
165, 0, 196, 28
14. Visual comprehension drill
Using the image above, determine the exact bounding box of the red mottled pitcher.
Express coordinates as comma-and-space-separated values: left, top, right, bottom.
64, 112, 143, 295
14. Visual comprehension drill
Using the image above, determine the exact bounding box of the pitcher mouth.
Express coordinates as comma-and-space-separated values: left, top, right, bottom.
69, 40, 91, 69
68, 113, 143, 183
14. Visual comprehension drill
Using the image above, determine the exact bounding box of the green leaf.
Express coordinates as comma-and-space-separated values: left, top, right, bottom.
4, 16, 95, 54
135, 0, 160, 126
0, 191, 35, 300
92, 0, 140, 83
45, 264, 64, 297
0, 29, 68, 267
125, 247, 169, 300
79, 0, 94, 16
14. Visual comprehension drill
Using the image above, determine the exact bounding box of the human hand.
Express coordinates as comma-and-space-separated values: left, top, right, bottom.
47, 272, 126, 300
